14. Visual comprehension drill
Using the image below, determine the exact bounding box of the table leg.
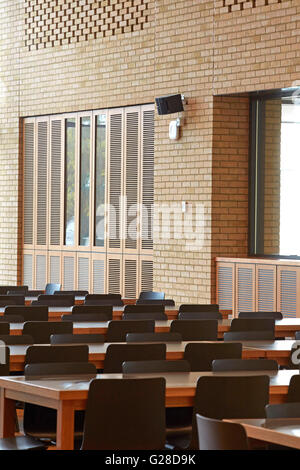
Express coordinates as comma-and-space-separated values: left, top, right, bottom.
0, 388, 16, 437
56, 401, 75, 450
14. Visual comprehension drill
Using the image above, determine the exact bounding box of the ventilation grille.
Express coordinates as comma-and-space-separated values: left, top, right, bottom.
124, 259, 137, 298
24, 122, 34, 245
93, 259, 105, 294
36, 254, 46, 290
50, 255, 60, 284
125, 112, 139, 250
50, 120, 61, 245
108, 258, 120, 294
141, 110, 154, 250
64, 256, 74, 290
36, 121, 48, 245
217, 266, 233, 310
78, 257, 89, 291
141, 259, 153, 292
280, 270, 297, 318
109, 113, 122, 249
23, 254, 33, 289
257, 268, 275, 311
237, 267, 254, 312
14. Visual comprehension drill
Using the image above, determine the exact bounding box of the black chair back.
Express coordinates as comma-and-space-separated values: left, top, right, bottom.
122, 359, 191, 374
184, 342, 242, 371
170, 319, 218, 341
106, 320, 155, 342
50, 333, 105, 344
5, 306, 48, 322
103, 343, 166, 373
212, 358, 278, 372
84, 294, 123, 306
22, 321, 73, 344
196, 414, 249, 450
126, 332, 181, 342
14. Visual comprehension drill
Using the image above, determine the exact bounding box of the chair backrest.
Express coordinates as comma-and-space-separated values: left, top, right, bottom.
294, 331, 300, 341
0, 296, 25, 306
126, 332, 182, 343
35, 294, 75, 306
123, 312, 168, 321
122, 359, 191, 374
178, 311, 222, 320
230, 318, 275, 332
287, 375, 300, 402
22, 321, 73, 344
223, 331, 275, 341
135, 299, 175, 306
81, 377, 166, 450
26, 290, 44, 297
106, 320, 155, 342
184, 342, 242, 371
124, 304, 165, 315
238, 311, 283, 320
84, 294, 123, 306
25, 344, 89, 364
54, 290, 88, 296
0, 346, 10, 375
0, 315, 24, 323
179, 304, 219, 313
0, 286, 28, 295
265, 402, 300, 419
5, 305, 48, 322
138, 291, 165, 301
61, 313, 111, 322
45, 283, 61, 295
170, 319, 218, 341
103, 343, 166, 373
72, 304, 113, 320
196, 414, 249, 450
24, 361, 97, 379
190, 375, 270, 449
0, 334, 34, 345
50, 333, 105, 345
0, 322, 10, 335
212, 358, 279, 372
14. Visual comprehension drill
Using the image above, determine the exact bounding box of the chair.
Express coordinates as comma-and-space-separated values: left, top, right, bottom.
5, 306, 48, 322
286, 375, 300, 402
224, 331, 275, 341
26, 290, 44, 297
126, 332, 182, 342
136, 299, 175, 306
22, 321, 73, 344
179, 304, 219, 313
196, 414, 249, 450
50, 333, 105, 344
0, 286, 28, 295
170, 320, 218, 341
24, 362, 97, 379
81, 377, 166, 450
212, 358, 279, 372
123, 312, 168, 321
45, 283, 61, 295
122, 359, 191, 374
0, 334, 34, 345
25, 344, 89, 364
61, 313, 111, 322
0, 322, 10, 335
178, 311, 222, 320
72, 304, 113, 320
84, 294, 123, 306
183, 342, 242, 371
54, 290, 88, 296
0, 315, 24, 323
230, 318, 275, 332
238, 311, 283, 320
265, 402, 300, 418
103, 343, 166, 373
33, 294, 75, 307
0, 295, 25, 306
138, 291, 165, 301
106, 319, 155, 342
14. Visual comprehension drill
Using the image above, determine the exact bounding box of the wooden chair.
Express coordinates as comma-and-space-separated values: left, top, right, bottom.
72, 304, 112, 320
126, 332, 181, 342
5, 306, 48, 322
170, 319, 218, 341
0, 295, 25, 306
84, 294, 123, 306
196, 414, 249, 450
32, 294, 74, 306
22, 321, 73, 344
238, 311, 283, 320
212, 358, 278, 372
106, 319, 154, 342
224, 331, 275, 341
50, 333, 105, 344
103, 343, 166, 373
184, 342, 242, 371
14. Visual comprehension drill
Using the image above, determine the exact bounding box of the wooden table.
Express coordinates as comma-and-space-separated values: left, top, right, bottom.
225, 418, 300, 449
3, 340, 298, 372
0, 369, 296, 450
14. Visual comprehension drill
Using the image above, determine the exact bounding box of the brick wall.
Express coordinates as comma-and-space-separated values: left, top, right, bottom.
0, 0, 298, 302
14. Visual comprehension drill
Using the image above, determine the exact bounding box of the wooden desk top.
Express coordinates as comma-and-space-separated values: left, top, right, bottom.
225, 418, 300, 449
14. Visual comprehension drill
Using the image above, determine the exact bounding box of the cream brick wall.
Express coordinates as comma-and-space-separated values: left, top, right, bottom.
0, 0, 299, 303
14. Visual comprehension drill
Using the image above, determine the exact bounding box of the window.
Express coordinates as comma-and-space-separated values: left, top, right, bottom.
250, 89, 300, 257
64, 118, 76, 246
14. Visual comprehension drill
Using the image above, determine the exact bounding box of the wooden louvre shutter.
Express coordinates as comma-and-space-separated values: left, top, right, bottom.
49, 255, 60, 284
63, 255, 75, 290
36, 121, 48, 246
141, 259, 153, 293
93, 258, 105, 294
124, 258, 137, 298
108, 112, 122, 249
78, 256, 89, 291
125, 111, 139, 250
217, 264, 234, 312
50, 119, 61, 245
256, 265, 276, 312
36, 254, 46, 290
141, 108, 154, 251
108, 258, 121, 294
24, 122, 34, 245
23, 253, 33, 289
236, 264, 255, 313
279, 268, 297, 318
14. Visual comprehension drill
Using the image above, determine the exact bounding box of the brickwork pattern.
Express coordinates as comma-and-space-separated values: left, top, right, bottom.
218, 0, 284, 14
25, 0, 151, 51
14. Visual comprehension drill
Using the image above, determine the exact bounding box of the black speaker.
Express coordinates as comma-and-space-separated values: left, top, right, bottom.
155, 94, 184, 115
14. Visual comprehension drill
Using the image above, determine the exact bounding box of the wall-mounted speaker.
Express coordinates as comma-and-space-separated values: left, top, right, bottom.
155, 94, 184, 115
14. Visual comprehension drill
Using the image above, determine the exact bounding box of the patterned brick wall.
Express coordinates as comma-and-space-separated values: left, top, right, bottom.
217, 0, 286, 14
